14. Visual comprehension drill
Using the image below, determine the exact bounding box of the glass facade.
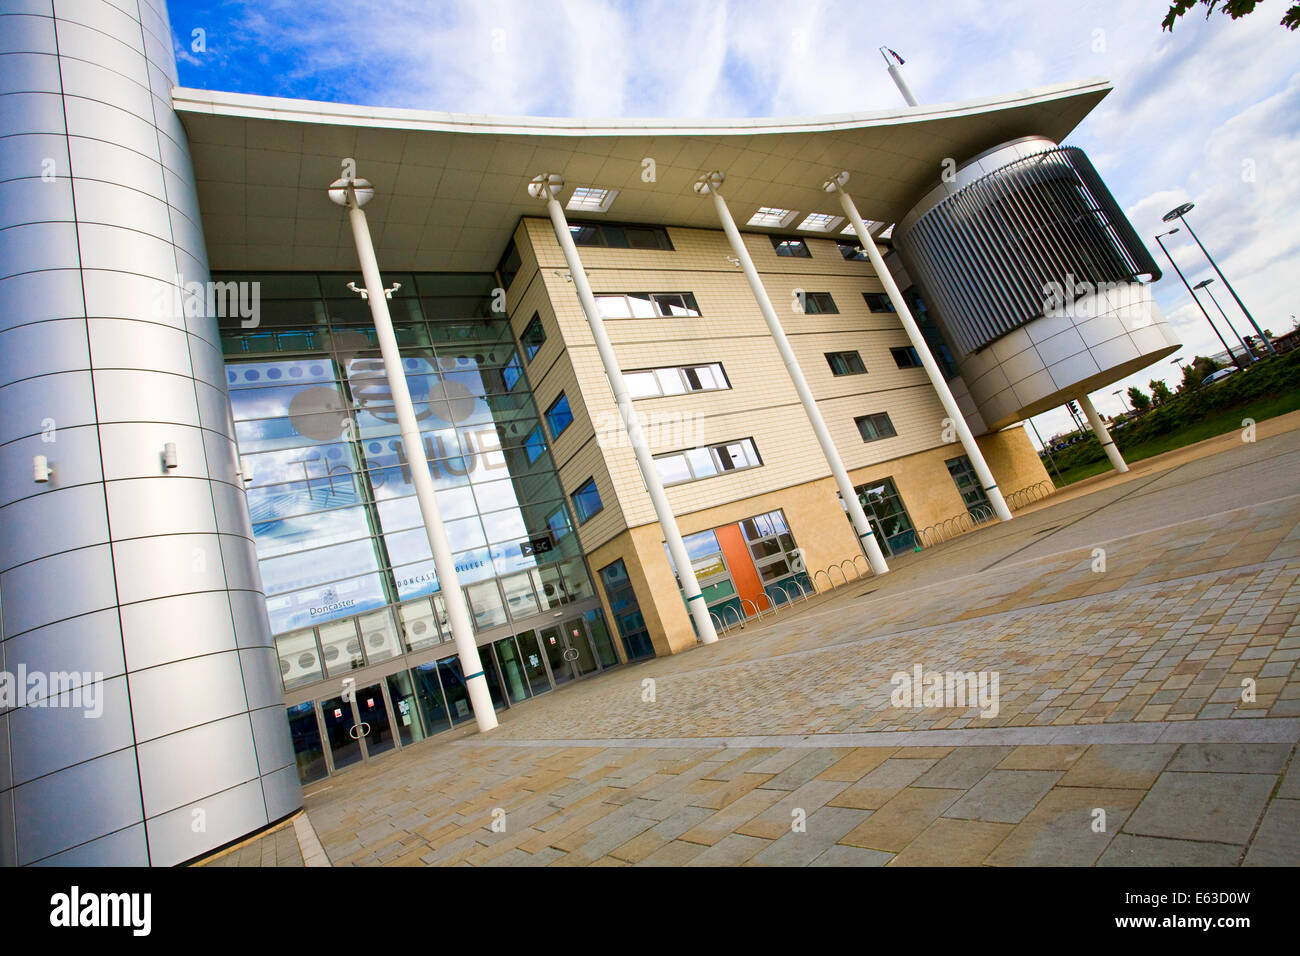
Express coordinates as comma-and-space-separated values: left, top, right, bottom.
216, 273, 619, 732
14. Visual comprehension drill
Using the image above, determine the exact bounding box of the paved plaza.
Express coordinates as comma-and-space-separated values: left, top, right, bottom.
203, 415, 1300, 867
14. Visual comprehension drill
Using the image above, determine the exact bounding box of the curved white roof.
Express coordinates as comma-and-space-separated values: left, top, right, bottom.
174, 79, 1111, 272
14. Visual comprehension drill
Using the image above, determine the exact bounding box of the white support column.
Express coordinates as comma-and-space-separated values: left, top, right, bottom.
1078, 393, 1129, 474
827, 171, 1014, 523
330, 176, 498, 732
530, 173, 719, 644
695, 171, 889, 576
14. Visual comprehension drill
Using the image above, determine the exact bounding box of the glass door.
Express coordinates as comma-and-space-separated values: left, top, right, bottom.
354, 682, 396, 758
538, 625, 575, 686
317, 681, 398, 772
319, 693, 363, 771
515, 629, 553, 695
561, 617, 599, 677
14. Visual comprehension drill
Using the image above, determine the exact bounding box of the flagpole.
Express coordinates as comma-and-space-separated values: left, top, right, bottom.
880, 47, 918, 106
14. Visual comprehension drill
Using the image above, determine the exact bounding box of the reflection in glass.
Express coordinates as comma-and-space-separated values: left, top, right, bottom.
493, 637, 530, 703
515, 630, 552, 695
411, 662, 452, 736
386, 671, 424, 746
319, 618, 364, 676
286, 702, 327, 784
319, 695, 361, 770
277, 628, 322, 690
583, 609, 619, 668
355, 683, 395, 757
465, 580, 508, 630
358, 608, 401, 666
398, 597, 441, 651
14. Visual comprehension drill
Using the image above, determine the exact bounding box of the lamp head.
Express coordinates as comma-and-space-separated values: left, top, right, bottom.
328, 177, 374, 208
1162, 202, 1195, 223
1193, 279, 1214, 290
822, 170, 851, 193
692, 171, 725, 196
528, 173, 564, 200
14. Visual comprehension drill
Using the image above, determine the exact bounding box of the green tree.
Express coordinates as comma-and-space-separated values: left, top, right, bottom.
1149, 379, 1174, 405
1180, 355, 1221, 391
1127, 385, 1152, 412
1163, 0, 1300, 31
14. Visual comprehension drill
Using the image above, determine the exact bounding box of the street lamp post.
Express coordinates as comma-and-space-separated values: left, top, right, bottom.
1154, 229, 1246, 371
1112, 389, 1130, 414
328, 174, 498, 733
1162, 202, 1275, 355
1194, 278, 1253, 363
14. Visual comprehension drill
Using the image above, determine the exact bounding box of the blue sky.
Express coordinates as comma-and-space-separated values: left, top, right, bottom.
166, 0, 1300, 439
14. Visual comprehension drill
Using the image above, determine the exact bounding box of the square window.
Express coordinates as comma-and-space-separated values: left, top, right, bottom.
837, 241, 868, 261
545, 392, 574, 440
654, 452, 693, 486
571, 477, 604, 523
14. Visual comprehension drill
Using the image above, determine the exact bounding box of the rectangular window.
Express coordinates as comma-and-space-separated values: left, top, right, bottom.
891, 346, 923, 369
654, 438, 762, 486
863, 292, 896, 313
593, 292, 700, 318
624, 362, 729, 398
771, 237, 811, 258
801, 292, 838, 314
599, 559, 655, 661
520, 312, 546, 361
569, 222, 673, 250
545, 392, 573, 439
855, 412, 897, 443
497, 240, 521, 290
837, 241, 868, 261
571, 477, 604, 523
855, 477, 917, 554
946, 455, 991, 516
825, 351, 867, 376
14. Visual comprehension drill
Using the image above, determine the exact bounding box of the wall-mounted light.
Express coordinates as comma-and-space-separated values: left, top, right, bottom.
33, 455, 51, 483
239, 458, 254, 484
163, 442, 179, 470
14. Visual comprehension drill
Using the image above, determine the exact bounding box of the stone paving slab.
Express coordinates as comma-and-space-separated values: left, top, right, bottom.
216, 424, 1300, 867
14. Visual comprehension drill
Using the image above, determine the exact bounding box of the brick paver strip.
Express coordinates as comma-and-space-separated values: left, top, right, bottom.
284, 427, 1300, 866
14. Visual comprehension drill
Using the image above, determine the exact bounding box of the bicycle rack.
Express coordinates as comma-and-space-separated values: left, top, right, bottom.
838, 559, 861, 581
740, 597, 764, 622
812, 568, 834, 592
720, 604, 744, 631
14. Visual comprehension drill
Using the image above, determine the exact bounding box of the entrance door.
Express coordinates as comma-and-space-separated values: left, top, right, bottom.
561, 617, 600, 677
538, 625, 574, 686
317, 681, 398, 772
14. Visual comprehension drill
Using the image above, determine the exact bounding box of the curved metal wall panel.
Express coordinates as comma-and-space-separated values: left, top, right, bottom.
0, 0, 302, 866
895, 139, 1178, 429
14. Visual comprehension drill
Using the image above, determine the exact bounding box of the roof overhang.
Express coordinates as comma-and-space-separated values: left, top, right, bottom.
174, 79, 1111, 273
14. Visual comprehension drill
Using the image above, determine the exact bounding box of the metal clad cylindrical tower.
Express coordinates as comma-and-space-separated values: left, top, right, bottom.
894, 137, 1179, 430
0, 0, 301, 866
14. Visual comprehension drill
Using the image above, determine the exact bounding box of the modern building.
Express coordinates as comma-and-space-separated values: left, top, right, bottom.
0, 0, 1179, 865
